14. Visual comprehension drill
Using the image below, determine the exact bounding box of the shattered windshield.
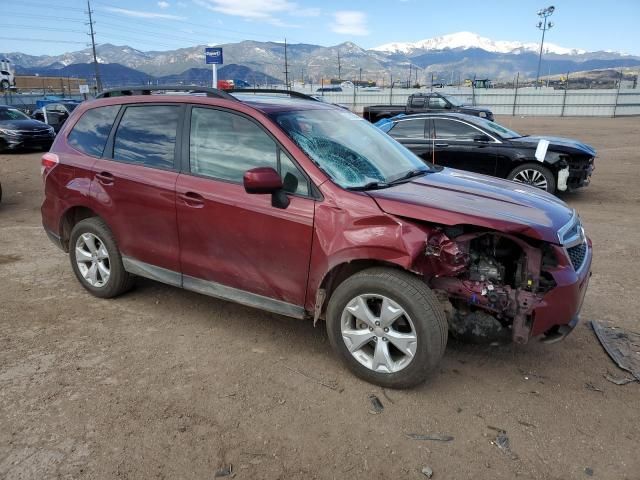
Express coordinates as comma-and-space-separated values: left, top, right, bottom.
270, 108, 429, 189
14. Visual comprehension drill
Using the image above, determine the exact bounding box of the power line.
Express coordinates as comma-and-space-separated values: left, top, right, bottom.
0, 24, 86, 34
0, 36, 86, 45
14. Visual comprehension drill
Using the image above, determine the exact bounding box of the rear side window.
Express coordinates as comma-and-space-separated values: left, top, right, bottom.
67, 106, 119, 157
390, 119, 426, 139
113, 105, 179, 169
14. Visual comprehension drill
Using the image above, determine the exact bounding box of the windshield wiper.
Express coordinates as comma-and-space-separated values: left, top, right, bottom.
388, 168, 430, 184
346, 181, 392, 191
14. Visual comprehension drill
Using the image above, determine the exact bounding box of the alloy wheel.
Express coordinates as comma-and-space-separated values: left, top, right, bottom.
75, 233, 110, 287
340, 294, 418, 373
512, 168, 548, 190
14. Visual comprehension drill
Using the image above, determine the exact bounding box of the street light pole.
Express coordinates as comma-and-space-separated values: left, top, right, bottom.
535, 5, 555, 89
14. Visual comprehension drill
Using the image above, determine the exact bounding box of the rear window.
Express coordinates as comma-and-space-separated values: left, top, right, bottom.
113, 105, 179, 169
68, 106, 120, 157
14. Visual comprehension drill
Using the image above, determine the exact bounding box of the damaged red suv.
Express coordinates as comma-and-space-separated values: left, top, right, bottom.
41, 87, 592, 388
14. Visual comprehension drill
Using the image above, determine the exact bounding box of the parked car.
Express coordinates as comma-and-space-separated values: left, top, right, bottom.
32, 101, 82, 133
363, 92, 494, 123
376, 113, 595, 193
0, 105, 55, 152
42, 86, 591, 388
316, 86, 343, 93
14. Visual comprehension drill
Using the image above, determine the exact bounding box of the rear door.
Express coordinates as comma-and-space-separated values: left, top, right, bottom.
175, 105, 315, 308
89, 104, 182, 275
431, 118, 497, 176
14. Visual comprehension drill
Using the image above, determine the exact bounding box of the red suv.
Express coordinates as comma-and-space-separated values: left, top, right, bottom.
41, 87, 592, 388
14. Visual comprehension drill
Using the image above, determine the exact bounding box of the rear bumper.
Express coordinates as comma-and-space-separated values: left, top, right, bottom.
530, 241, 592, 337
45, 227, 65, 251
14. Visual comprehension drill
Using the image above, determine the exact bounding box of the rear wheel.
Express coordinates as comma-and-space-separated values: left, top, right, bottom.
69, 217, 134, 298
326, 268, 448, 389
507, 163, 556, 193
0, 79, 9, 91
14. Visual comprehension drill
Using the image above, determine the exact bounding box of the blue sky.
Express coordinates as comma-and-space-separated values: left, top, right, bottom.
2, 0, 640, 56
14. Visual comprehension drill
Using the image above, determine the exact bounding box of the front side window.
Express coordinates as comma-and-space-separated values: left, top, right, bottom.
389, 119, 426, 139
113, 105, 179, 169
410, 97, 425, 108
271, 108, 429, 189
67, 105, 120, 157
434, 119, 478, 140
428, 97, 448, 109
189, 107, 277, 182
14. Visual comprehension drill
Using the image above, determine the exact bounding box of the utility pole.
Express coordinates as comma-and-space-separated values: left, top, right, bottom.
337, 50, 341, 81
535, 5, 555, 89
86, 0, 102, 92
283, 38, 290, 90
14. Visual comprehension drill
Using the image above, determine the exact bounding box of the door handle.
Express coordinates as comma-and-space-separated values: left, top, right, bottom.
95, 171, 114, 185
434, 143, 449, 147
179, 191, 204, 208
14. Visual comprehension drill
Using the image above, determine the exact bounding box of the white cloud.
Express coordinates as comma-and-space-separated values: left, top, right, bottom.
157, 1, 170, 9
194, 0, 319, 25
331, 11, 369, 36
104, 7, 186, 19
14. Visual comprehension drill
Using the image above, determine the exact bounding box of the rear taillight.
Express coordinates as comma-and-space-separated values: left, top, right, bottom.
41, 152, 59, 177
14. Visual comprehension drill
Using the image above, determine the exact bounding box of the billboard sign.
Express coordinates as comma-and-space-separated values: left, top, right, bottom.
205, 47, 223, 65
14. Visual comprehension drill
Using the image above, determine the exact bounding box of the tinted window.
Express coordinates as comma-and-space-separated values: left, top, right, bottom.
428, 97, 448, 109
434, 119, 478, 140
390, 119, 426, 139
0, 108, 29, 121
113, 105, 179, 169
410, 97, 425, 108
190, 107, 277, 182
68, 105, 120, 157
280, 152, 308, 196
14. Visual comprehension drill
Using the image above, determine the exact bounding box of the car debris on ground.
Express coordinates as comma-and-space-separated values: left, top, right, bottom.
591, 321, 640, 381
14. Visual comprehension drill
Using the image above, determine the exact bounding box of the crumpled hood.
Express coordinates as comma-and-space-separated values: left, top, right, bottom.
368, 168, 574, 244
512, 135, 596, 157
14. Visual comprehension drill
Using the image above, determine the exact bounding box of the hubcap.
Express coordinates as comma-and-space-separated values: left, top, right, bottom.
340, 294, 417, 374
75, 233, 110, 287
512, 168, 548, 190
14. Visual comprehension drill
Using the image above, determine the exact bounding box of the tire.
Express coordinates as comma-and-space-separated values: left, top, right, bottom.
0, 80, 9, 91
69, 217, 134, 298
507, 163, 556, 193
326, 267, 448, 389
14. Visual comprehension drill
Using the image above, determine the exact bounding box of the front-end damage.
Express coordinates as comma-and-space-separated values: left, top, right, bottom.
414, 228, 556, 344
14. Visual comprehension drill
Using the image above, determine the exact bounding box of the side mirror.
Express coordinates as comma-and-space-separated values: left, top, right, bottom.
243, 167, 289, 209
243, 167, 282, 194
444, 103, 452, 109
473, 134, 491, 143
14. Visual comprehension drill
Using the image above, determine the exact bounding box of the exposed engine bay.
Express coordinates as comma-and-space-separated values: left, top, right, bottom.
422, 228, 554, 344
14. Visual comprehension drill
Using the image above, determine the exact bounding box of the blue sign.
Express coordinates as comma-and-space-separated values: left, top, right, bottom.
205, 47, 223, 65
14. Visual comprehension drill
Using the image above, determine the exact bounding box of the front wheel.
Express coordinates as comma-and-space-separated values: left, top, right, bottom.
507, 163, 556, 193
326, 268, 448, 389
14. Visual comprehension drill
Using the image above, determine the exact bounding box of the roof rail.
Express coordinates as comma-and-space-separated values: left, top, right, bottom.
96, 85, 237, 101
226, 88, 320, 102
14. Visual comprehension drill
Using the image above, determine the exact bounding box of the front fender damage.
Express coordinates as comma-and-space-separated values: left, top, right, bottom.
412, 229, 547, 344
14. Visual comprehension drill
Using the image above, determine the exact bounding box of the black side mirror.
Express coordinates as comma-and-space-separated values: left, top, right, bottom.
473, 134, 491, 143
444, 103, 452, 109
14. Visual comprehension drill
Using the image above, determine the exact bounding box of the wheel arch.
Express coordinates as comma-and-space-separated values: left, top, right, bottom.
59, 205, 101, 252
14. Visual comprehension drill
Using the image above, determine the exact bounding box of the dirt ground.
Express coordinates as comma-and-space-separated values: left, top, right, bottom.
1, 116, 639, 480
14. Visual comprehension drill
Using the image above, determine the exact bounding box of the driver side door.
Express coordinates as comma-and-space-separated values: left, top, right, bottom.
175, 106, 316, 310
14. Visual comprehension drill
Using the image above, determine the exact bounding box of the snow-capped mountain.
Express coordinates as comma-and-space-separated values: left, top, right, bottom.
373, 31, 586, 56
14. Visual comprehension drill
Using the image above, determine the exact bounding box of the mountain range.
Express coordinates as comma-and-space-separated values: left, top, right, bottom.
3, 32, 639, 87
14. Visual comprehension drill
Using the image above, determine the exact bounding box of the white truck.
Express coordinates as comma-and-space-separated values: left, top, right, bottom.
1, 59, 16, 90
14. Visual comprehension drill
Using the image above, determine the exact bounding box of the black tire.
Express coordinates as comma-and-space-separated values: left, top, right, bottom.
507, 162, 556, 193
69, 217, 134, 298
326, 267, 448, 389
0, 79, 9, 90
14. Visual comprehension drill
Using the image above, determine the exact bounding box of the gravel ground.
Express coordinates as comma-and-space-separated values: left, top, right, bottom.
1, 116, 639, 479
